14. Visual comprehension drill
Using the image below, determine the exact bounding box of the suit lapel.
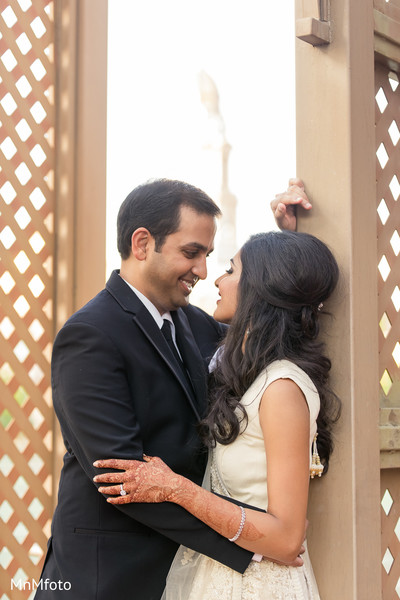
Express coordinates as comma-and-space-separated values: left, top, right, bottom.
172, 310, 208, 419
106, 271, 203, 420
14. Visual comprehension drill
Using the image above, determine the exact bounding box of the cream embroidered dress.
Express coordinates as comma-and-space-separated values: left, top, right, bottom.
162, 360, 321, 600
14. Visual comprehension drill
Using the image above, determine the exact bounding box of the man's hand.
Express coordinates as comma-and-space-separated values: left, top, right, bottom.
271, 178, 312, 231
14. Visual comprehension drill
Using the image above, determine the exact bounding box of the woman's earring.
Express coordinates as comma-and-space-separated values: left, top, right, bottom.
310, 433, 324, 478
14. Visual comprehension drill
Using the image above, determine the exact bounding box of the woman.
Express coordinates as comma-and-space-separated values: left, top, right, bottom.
94, 231, 341, 599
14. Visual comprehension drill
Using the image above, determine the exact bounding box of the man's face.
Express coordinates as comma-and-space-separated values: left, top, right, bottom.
141, 205, 217, 314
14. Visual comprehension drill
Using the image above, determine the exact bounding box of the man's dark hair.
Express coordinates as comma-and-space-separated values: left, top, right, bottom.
117, 179, 221, 259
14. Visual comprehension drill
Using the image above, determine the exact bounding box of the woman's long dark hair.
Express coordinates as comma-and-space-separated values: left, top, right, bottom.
201, 231, 341, 470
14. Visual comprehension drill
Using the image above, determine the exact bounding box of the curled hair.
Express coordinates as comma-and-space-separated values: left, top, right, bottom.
117, 179, 221, 259
201, 231, 341, 471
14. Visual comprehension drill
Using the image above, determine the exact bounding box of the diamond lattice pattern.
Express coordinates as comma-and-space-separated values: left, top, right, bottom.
376, 59, 400, 600
0, 0, 54, 594
381, 471, 400, 599
376, 66, 400, 406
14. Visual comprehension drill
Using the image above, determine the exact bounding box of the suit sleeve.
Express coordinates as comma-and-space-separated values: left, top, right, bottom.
51, 321, 253, 573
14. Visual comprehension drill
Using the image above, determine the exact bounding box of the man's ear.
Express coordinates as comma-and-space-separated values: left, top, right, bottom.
131, 228, 151, 260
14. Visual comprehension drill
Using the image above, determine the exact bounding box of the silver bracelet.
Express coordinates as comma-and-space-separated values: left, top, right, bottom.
228, 506, 246, 542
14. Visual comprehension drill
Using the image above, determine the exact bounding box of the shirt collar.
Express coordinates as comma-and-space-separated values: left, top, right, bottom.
119, 275, 173, 330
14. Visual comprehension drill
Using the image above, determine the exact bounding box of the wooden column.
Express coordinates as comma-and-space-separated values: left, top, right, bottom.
54, 0, 107, 325
295, 0, 381, 598
53, 0, 108, 499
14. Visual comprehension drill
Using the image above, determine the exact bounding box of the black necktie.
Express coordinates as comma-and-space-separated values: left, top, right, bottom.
161, 319, 184, 367
161, 319, 195, 400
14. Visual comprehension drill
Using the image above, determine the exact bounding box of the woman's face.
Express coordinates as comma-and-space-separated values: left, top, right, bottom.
213, 250, 242, 324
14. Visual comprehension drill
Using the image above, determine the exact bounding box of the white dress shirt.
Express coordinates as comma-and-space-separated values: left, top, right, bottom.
119, 275, 181, 357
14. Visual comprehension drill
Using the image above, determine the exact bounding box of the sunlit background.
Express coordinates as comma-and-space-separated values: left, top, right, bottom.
107, 0, 295, 312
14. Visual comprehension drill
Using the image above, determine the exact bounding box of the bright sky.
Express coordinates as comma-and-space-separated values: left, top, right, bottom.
106, 1, 296, 311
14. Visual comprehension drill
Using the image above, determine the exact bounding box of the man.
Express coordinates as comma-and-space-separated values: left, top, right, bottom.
36, 178, 309, 599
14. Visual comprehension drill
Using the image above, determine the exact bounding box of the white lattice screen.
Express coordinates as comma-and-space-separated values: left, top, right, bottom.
376, 69, 400, 408
376, 61, 400, 599
0, 1, 55, 596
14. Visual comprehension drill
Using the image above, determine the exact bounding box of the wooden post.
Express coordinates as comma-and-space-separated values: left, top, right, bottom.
54, 0, 107, 328
53, 0, 108, 502
295, 0, 381, 597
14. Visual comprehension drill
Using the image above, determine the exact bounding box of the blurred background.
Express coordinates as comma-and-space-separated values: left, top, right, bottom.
106, 0, 295, 312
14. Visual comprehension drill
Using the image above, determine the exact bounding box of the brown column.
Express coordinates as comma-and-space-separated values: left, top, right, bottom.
54, 0, 107, 328
295, 0, 381, 597
53, 0, 108, 500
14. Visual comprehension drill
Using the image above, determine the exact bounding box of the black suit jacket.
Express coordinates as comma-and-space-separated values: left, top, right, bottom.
36, 270, 252, 599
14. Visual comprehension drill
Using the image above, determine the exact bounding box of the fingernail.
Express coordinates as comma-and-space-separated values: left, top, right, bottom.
93, 461, 99, 467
